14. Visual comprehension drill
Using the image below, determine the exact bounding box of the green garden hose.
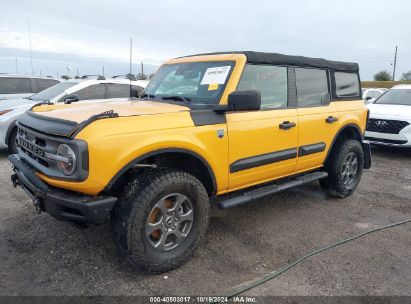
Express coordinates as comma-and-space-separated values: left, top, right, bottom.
221, 218, 411, 300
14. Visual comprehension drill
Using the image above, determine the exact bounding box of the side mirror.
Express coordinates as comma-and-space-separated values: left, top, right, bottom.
227, 90, 261, 111
64, 94, 80, 104
365, 96, 372, 101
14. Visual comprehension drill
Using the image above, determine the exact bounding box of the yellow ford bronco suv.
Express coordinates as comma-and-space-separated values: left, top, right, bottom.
9, 51, 371, 273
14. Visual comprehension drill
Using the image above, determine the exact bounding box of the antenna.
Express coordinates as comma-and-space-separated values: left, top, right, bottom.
129, 37, 133, 98
28, 22, 34, 75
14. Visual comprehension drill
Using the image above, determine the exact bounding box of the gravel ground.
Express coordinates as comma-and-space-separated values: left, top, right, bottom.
0, 146, 410, 297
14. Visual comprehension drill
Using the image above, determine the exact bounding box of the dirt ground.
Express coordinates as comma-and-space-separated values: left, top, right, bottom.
0, 146, 410, 297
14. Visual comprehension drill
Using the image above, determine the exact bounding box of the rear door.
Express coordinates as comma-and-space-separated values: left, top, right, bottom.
227, 64, 298, 190
294, 67, 340, 172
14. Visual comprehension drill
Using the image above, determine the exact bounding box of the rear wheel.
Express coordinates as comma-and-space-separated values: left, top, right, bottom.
320, 139, 364, 197
8, 128, 18, 154
111, 168, 210, 273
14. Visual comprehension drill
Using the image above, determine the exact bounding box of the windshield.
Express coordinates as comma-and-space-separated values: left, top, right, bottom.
144, 61, 235, 104
29, 82, 77, 101
375, 89, 411, 106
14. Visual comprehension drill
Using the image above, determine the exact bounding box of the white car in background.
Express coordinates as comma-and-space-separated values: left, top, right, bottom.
362, 88, 387, 104
0, 74, 60, 100
0, 79, 147, 153
365, 85, 411, 147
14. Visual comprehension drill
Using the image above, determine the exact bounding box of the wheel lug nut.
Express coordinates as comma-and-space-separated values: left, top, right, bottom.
172, 226, 176, 230
175, 217, 179, 221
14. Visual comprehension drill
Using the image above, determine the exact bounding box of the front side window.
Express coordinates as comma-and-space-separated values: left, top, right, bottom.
0, 77, 32, 94
237, 65, 288, 109
335, 72, 360, 98
375, 89, 411, 106
144, 61, 235, 104
76, 84, 106, 100
106, 84, 131, 98
296, 68, 329, 107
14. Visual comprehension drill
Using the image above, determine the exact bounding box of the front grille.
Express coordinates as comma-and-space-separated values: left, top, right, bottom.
17, 126, 50, 167
366, 118, 409, 134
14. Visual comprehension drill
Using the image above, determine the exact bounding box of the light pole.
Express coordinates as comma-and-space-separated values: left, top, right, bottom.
66, 66, 72, 78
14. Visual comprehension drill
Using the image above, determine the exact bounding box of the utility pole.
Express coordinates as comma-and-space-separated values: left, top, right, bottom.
77, 68, 79, 78
102, 66, 105, 77
28, 22, 34, 75
141, 61, 144, 79
392, 46, 398, 81
129, 37, 133, 98
15, 58, 18, 74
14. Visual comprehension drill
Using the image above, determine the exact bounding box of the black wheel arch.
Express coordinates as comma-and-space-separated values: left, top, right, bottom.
104, 148, 218, 197
5, 120, 17, 145
324, 123, 363, 164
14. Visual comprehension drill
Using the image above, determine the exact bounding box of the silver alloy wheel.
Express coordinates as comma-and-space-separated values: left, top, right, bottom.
146, 193, 194, 251
341, 152, 358, 187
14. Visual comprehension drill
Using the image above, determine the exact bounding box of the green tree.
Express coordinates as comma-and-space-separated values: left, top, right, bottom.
61, 75, 70, 80
373, 70, 392, 81
400, 70, 411, 81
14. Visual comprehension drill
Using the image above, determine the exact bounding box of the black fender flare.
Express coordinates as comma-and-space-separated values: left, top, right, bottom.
324, 123, 364, 164
104, 148, 218, 195
5, 120, 17, 145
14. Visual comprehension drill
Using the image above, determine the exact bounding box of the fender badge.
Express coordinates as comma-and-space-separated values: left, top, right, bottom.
217, 129, 225, 139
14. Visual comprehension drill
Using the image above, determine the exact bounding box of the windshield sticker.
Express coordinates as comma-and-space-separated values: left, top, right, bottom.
208, 83, 219, 91
201, 66, 231, 85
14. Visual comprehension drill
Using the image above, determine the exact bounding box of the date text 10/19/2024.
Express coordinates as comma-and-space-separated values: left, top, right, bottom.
149, 296, 257, 303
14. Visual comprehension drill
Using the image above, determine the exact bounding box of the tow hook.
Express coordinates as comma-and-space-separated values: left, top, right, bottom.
11, 174, 19, 188
33, 198, 42, 214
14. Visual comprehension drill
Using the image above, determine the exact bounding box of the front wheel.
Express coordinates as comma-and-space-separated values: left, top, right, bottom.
111, 169, 210, 273
320, 139, 364, 197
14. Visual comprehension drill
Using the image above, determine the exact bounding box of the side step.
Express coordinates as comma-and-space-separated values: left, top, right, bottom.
218, 171, 328, 210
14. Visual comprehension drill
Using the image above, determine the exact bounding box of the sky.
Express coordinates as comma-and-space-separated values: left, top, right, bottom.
1, 0, 411, 80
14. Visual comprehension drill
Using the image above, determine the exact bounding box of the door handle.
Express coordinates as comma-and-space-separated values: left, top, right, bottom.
279, 121, 296, 130
325, 116, 338, 123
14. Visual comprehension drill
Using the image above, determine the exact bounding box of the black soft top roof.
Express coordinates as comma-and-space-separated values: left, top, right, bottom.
181, 51, 359, 72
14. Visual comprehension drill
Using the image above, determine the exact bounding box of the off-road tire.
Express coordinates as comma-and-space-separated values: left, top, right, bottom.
8, 128, 18, 154
320, 139, 364, 197
111, 168, 210, 273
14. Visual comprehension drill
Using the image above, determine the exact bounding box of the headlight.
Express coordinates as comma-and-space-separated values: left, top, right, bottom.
0, 109, 12, 116
56, 144, 76, 175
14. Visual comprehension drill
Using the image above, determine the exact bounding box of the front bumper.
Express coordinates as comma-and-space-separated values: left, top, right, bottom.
9, 154, 117, 224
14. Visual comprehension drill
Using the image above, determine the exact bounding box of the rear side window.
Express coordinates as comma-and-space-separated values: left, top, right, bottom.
106, 84, 131, 98
237, 64, 288, 108
295, 68, 329, 107
335, 72, 360, 98
0, 77, 32, 94
33, 79, 59, 93
76, 84, 106, 100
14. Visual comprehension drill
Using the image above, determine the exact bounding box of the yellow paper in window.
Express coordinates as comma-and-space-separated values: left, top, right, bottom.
208, 83, 218, 91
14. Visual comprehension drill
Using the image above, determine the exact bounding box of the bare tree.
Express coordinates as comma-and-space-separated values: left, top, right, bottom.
400, 70, 411, 81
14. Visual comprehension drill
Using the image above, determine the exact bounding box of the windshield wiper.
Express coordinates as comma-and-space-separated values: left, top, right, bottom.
140, 93, 156, 99
161, 96, 191, 102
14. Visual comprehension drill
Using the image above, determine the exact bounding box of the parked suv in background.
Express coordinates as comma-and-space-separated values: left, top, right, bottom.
365, 85, 411, 147
9, 51, 371, 273
0, 74, 59, 100
0, 79, 147, 153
